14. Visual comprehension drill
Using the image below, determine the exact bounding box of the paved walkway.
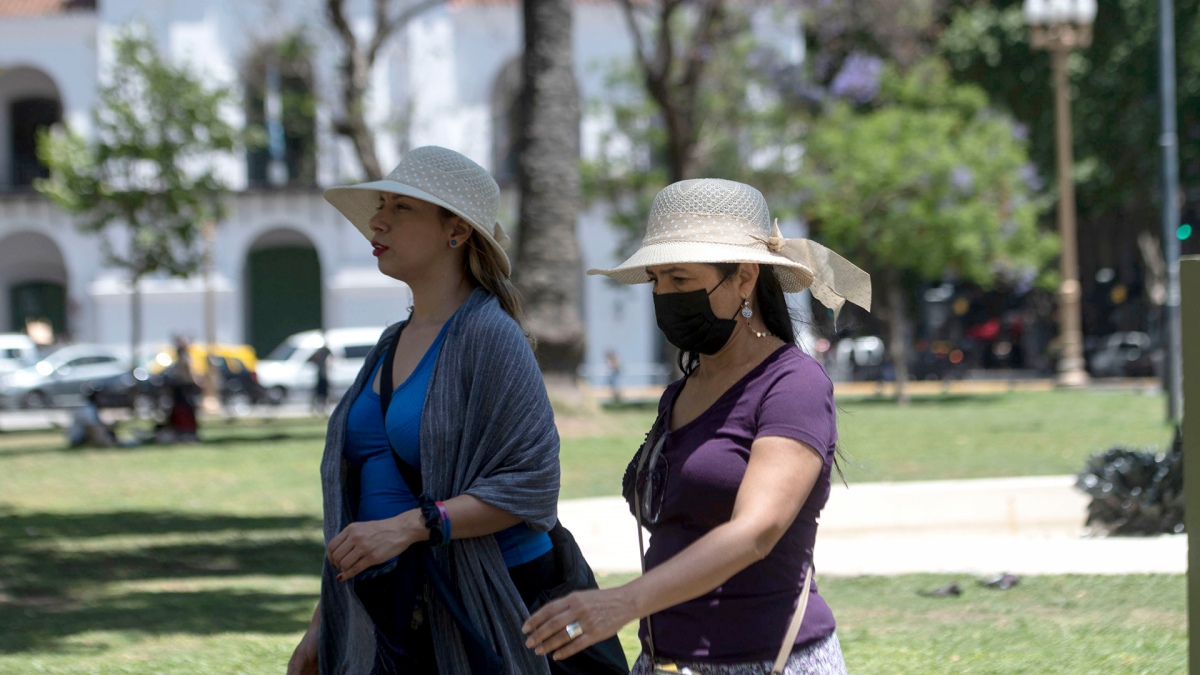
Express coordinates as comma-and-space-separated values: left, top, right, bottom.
583, 377, 1161, 405
558, 475, 1187, 576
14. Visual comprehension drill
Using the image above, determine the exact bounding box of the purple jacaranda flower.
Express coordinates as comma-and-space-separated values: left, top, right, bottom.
829, 53, 882, 105
1019, 162, 1044, 192
951, 165, 974, 194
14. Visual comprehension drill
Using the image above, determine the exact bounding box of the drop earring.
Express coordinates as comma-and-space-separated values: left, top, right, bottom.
742, 298, 774, 339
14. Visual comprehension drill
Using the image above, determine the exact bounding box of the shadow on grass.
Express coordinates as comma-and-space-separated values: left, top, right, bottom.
0, 590, 318, 654
0, 510, 324, 653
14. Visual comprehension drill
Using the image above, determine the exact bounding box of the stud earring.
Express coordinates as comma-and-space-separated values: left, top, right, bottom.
450, 240, 458, 247
740, 298, 753, 319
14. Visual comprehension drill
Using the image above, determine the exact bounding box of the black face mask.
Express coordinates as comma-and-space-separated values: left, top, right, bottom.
653, 280, 738, 355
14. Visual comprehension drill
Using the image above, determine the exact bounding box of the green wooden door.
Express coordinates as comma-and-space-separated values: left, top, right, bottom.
246, 246, 321, 357
10, 281, 66, 336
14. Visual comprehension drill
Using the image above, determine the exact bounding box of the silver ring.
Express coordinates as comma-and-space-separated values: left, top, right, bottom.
564, 621, 584, 640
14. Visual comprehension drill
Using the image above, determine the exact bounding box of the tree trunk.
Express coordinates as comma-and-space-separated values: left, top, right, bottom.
513, 0, 585, 381
335, 49, 383, 180
325, 0, 409, 181
887, 282, 910, 406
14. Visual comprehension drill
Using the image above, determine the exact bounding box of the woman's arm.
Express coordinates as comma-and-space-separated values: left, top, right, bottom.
522, 435, 824, 661
326, 494, 522, 582
287, 602, 320, 675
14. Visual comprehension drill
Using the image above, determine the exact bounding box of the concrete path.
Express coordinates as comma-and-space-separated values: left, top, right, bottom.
583, 377, 1161, 405
558, 475, 1187, 577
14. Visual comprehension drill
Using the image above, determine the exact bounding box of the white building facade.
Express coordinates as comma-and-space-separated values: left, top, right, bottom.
0, 0, 804, 385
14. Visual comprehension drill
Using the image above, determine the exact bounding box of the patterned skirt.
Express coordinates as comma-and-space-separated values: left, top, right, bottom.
630, 632, 846, 675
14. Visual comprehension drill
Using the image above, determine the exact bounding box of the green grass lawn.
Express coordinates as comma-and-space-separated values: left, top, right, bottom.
604, 573, 1185, 674
0, 390, 1182, 673
565, 390, 1175, 493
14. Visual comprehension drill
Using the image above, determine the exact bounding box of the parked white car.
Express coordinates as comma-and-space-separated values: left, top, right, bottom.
0, 333, 39, 376
256, 327, 386, 404
0, 343, 129, 409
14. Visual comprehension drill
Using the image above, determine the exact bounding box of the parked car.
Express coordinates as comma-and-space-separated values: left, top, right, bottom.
832, 336, 885, 381
140, 342, 260, 380
256, 327, 385, 404
1086, 331, 1160, 378
0, 333, 39, 376
92, 352, 265, 417
0, 344, 129, 409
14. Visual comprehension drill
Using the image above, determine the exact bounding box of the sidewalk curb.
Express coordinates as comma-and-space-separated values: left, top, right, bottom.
557, 476, 1185, 576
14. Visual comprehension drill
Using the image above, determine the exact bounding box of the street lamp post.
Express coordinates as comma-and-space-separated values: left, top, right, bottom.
1025, 0, 1096, 388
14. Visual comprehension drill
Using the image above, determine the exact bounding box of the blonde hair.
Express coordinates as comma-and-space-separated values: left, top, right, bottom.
439, 207, 533, 347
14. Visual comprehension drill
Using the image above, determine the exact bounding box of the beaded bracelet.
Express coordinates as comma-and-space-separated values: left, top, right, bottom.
436, 501, 452, 543
418, 496, 450, 547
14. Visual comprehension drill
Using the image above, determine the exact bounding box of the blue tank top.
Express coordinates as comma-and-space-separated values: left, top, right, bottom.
343, 324, 551, 568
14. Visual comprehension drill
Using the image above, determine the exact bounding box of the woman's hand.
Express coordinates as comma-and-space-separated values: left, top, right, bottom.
327, 509, 424, 582
522, 588, 637, 662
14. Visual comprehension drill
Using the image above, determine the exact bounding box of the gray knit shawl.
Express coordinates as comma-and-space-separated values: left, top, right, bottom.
317, 289, 559, 674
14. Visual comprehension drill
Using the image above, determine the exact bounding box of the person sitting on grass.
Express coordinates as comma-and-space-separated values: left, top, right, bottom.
67, 388, 117, 448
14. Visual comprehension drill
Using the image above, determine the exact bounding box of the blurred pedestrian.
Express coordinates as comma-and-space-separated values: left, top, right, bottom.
289, 147, 626, 675
166, 336, 198, 442
605, 350, 622, 404
523, 179, 871, 674
309, 339, 333, 414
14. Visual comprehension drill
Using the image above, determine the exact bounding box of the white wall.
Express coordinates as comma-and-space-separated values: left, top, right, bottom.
0, 13, 98, 186
0, 0, 809, 385
0, 195, 106, 341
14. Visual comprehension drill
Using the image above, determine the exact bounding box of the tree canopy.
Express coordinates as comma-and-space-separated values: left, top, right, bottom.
36, 27, 238, 364
37, 28, 236, 278
799, 59, 1057, 289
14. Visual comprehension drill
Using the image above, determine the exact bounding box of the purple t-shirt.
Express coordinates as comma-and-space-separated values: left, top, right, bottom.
640, 344, 838, 663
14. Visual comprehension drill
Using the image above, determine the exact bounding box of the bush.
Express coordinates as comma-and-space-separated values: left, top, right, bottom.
1075, 428, 1183, 535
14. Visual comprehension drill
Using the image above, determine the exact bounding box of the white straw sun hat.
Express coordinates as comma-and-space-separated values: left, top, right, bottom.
588, 178, 872, 316
324, 146, 513, 275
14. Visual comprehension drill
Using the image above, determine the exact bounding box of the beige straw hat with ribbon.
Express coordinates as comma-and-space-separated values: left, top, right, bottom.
589, 178, 872, 316
324, 146, 513, 275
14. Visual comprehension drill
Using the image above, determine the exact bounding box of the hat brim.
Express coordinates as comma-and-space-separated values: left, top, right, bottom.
588, 242, 816, 293
324, 180, 511, 276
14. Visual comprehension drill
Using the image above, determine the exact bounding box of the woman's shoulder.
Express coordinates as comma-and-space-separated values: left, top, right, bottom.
451, 290, 530, 354
764, 344, 834, 394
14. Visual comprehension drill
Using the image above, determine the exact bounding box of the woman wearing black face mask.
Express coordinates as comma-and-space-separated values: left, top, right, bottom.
523, 179, 870, 675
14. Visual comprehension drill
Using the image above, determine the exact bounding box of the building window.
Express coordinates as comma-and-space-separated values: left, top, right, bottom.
10, 97, 62, 187
243, 33, 317, 188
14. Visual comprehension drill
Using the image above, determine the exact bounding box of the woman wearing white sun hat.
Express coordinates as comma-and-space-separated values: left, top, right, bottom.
289, 146, 627, 675
523, 178, 871, 674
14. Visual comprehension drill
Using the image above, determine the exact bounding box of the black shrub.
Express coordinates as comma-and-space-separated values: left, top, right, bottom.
1075, 427, 1184, 536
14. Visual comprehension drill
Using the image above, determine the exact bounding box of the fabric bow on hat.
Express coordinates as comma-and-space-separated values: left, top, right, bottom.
757, 220, 872, 319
